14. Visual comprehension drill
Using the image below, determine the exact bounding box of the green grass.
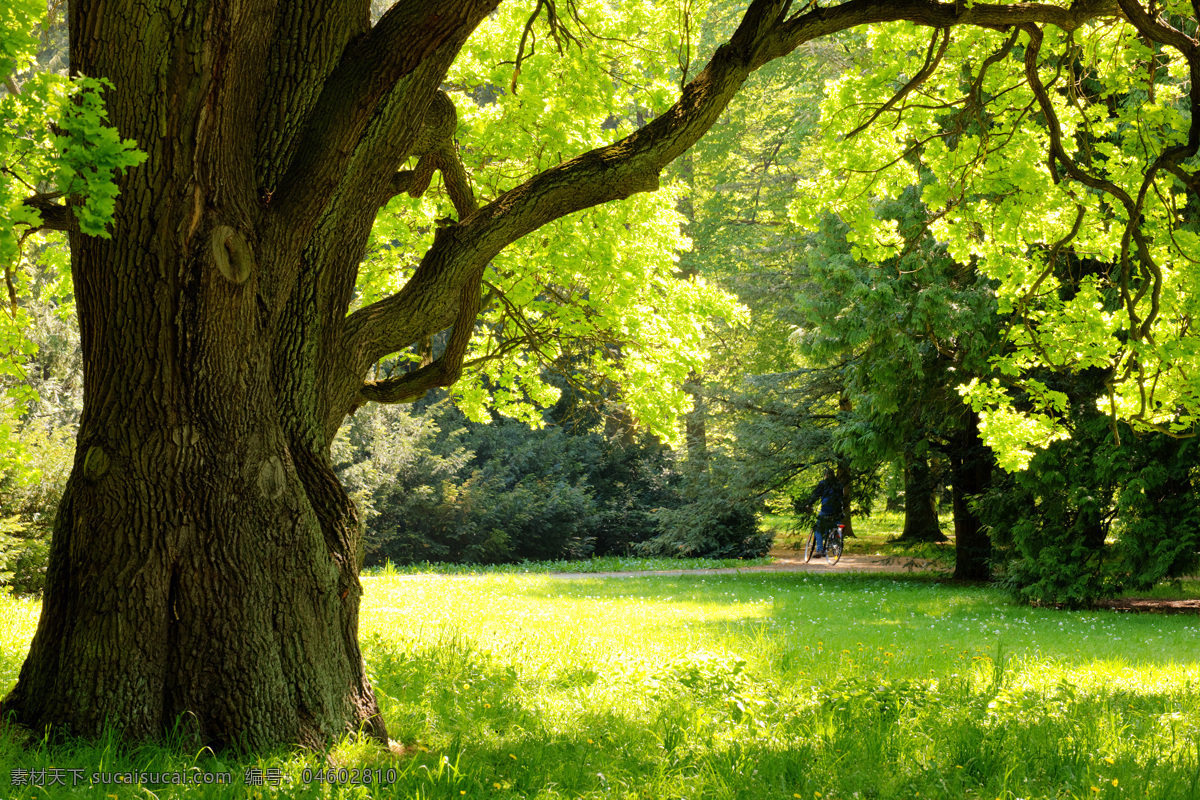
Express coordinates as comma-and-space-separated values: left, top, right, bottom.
1125, 578, 1200, 600
2, 572, 1200, 798
361, 555, 774, 577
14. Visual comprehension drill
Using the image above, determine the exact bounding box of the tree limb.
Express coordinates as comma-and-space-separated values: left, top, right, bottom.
764, 0, 1121, 67
336, 0, 1126, 413
358, 266, 482, 404
273, 1, 498, 241
1115, 0, 1198, 54
380, 91, 478, 220
21, 193, 79, 234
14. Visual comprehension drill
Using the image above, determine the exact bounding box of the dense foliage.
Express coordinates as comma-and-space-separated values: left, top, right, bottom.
334, 401, 769, 566
978, 376, 1200, 607
800, 13, 1200, 457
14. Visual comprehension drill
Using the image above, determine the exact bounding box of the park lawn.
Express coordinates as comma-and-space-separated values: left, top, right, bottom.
361, 555, 775, 577
0, 572, 1196, 798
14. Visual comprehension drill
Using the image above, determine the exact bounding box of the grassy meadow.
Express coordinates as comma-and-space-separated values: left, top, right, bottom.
0, 568, 1199, 798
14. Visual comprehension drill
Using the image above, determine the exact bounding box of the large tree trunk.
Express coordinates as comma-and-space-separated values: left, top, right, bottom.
3, 0, 497, 750
951, 410, 993, 580
2, 1, 390, 741
899, 449, 947, 542
7, 413, 383, 749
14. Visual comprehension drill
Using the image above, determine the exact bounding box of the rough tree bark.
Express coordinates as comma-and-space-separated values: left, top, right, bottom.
7, 0, 1119, 749
899, 449, 947, 542
951, 409, 993, 580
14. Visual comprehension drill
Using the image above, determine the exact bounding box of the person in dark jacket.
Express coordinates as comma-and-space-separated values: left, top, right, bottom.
796, 468, 843, 556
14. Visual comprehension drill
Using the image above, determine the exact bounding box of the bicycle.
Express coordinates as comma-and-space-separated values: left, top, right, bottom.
803, 521, 844, 566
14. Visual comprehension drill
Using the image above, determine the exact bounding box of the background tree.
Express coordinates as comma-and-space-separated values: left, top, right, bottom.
797, 6, 1200, 456
791, 193, 1001, 574
976, 368, 1200, 607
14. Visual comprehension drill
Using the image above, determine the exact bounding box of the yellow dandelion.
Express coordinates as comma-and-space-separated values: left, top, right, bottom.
1113, 779, 1119, 787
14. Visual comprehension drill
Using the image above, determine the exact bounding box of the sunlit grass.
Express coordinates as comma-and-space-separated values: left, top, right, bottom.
361, 554, 773, 577
1125, 578, 1200, 600
1, 573, 1199, 798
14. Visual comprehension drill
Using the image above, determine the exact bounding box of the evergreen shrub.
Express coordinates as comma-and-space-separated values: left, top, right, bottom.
977, 413, 1200, 607
335, 402, 768, 565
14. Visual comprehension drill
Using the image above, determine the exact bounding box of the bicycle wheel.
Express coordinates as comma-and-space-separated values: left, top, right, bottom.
803, 530, 815, 563
825, 529, 843, 566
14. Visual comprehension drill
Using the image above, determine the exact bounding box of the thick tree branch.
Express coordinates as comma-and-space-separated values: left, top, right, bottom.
1115, 0, 1198, 53
336, 0, 1125, 415
21, 193, 79, 234
272, 1, 498, 239
764, 0, 1121, 67
358, 266, 482, 404
338, 0, 812, 378
380, 91, 478, 220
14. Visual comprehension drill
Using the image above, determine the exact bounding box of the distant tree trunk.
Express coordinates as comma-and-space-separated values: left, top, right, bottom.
676, 152, 707, 470
837, 395, 854, 537
899, 449, 947, 542
951, 410, 992, 580
835, 462, 854, 537
685, 370, 708, 467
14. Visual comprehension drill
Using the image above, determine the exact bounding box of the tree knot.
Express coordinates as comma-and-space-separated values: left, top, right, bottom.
211, 225, 254, 285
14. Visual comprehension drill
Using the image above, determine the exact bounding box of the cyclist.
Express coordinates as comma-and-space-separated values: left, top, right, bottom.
796, 468, 844, 557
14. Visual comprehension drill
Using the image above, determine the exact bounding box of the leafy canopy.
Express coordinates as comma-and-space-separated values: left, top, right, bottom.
795, 9, 1200, 464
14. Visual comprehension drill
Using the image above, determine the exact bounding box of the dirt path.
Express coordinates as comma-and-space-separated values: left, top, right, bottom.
543, 551, 939, 580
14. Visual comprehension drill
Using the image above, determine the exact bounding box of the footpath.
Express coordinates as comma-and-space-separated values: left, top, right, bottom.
544, 551, 938, 580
